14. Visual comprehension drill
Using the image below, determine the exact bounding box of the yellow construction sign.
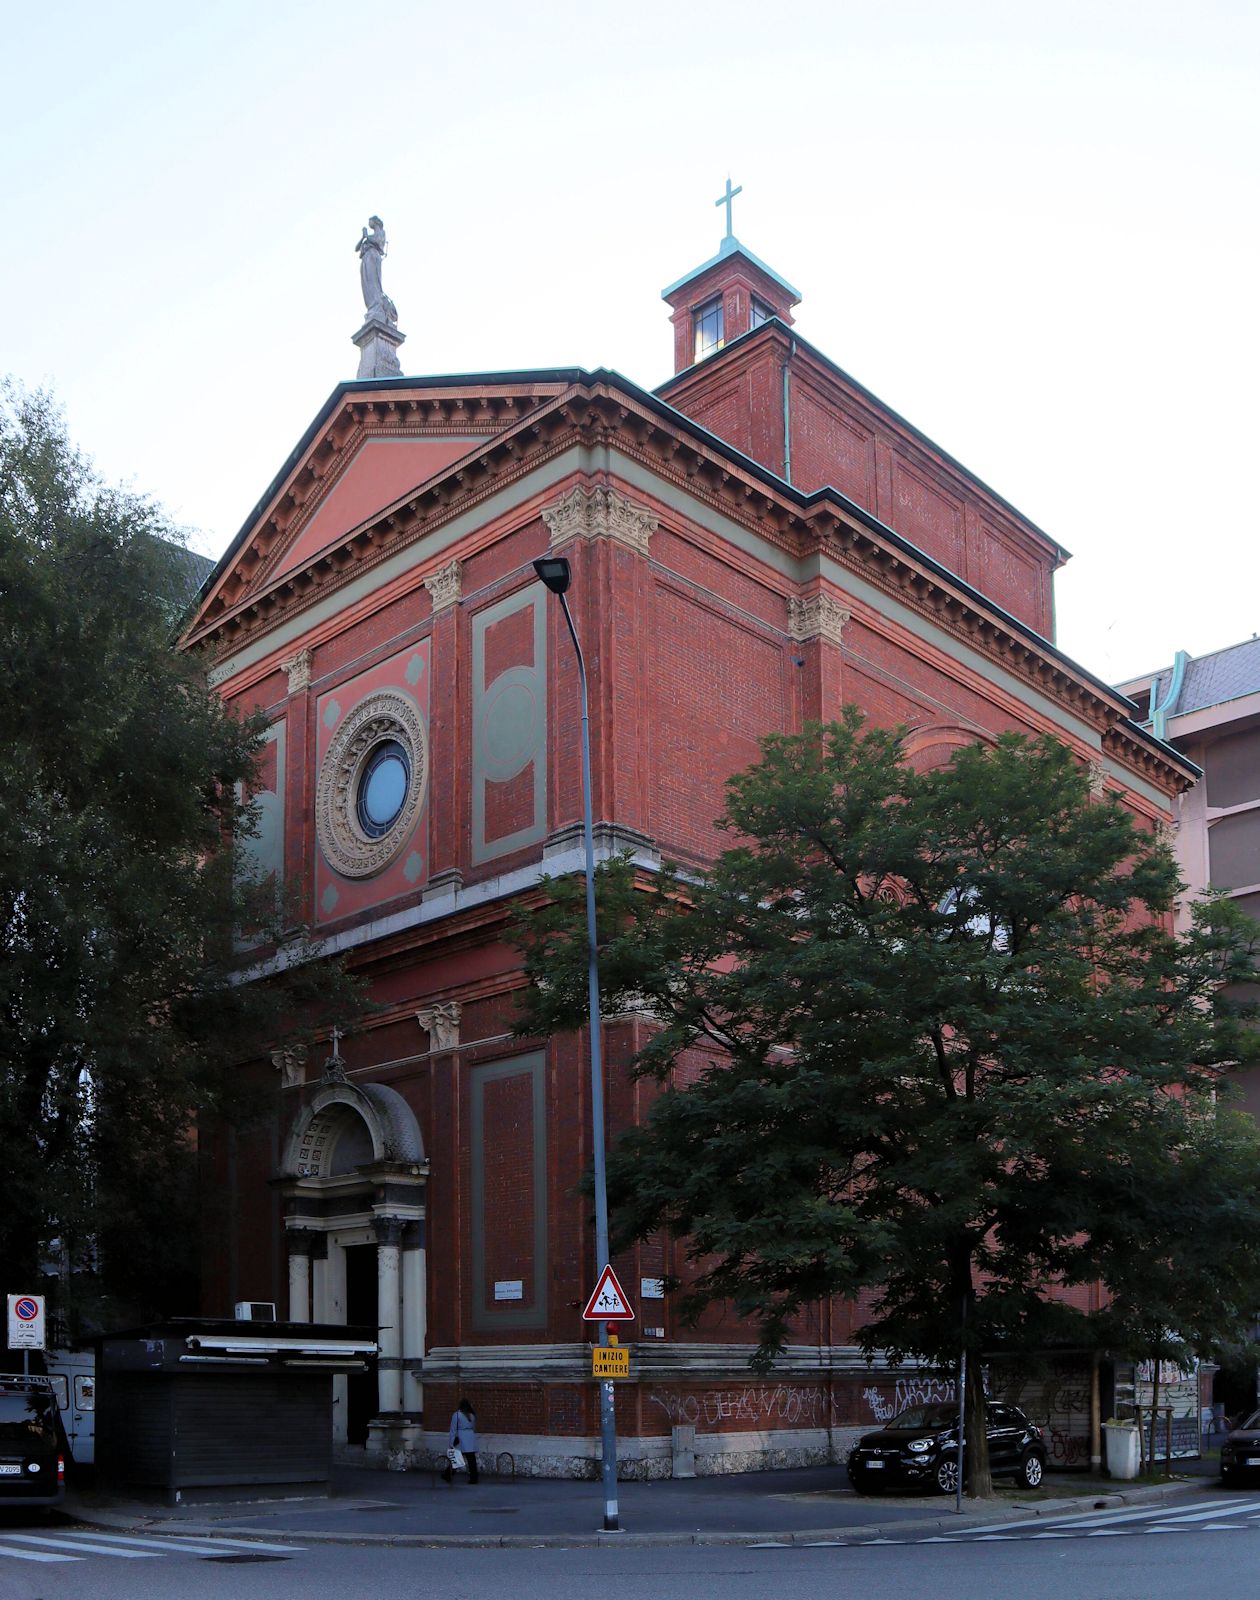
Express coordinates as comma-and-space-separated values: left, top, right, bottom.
592, 1343, 631, 1379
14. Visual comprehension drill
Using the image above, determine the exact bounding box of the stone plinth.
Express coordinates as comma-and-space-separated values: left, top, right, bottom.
353, 315, 406, 379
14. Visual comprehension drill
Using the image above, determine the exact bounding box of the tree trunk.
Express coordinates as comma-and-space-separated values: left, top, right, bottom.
964, 1344, 992, 1496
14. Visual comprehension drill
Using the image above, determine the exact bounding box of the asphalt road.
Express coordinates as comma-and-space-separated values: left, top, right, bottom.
0, 1499, 1255, 1600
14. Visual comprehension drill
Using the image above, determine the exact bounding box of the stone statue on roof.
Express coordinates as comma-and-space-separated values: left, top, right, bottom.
356, 216, 398, 326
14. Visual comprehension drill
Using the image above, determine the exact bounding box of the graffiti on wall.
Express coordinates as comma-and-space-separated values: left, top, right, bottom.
648, 1384, 838, 1430
861, 1376, 956, 1423
999, 1358, 1091, 1466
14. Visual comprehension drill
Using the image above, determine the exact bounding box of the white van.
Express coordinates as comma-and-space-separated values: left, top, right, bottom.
43, 1351, 95, 1468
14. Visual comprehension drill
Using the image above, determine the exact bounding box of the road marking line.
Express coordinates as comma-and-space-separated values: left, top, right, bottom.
1085, 1529, 1128, 1536
50, 1532, 230, 1556
956, 1496, 1246, 1537
1, 1535, 160, 1559
1144, 1500, 1260, 1524
0, 1546, 81, 1563
54, 1529, 290, 1555
1029, 1532, 1074, 1539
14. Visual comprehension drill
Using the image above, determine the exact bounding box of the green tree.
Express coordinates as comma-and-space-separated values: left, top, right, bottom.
1088, 1106, 1260, 1470
0, 384, 361, 1336
515, 709, 1260, 1494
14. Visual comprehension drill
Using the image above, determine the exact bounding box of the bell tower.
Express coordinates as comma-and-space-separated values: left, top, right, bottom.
662, 180, 801, 374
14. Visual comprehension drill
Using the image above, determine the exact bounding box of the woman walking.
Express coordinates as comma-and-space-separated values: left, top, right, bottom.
442, 1397, 478, 1484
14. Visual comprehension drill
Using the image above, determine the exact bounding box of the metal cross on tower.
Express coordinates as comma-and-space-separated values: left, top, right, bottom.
715, 176, 743, 239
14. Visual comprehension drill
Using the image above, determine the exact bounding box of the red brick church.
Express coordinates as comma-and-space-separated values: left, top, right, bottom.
184, 199, 1194, 1476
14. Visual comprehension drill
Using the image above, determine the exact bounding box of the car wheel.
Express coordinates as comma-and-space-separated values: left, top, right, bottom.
936, 1457, 959, 1494
1017, 1450, 1045, 1489
849, 1477, 876, 1495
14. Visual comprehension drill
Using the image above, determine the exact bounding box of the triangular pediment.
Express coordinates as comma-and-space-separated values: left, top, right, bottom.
268, 435, 480, 585
187, 374, 577, 641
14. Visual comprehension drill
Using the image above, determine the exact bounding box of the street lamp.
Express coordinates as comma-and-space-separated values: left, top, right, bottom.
532, 554, 621, 1533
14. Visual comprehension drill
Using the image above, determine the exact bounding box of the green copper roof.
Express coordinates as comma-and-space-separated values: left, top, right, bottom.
661, 234, 802, 303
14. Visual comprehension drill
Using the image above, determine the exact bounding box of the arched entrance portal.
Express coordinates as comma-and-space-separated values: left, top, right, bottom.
281, 1081, 427, 1458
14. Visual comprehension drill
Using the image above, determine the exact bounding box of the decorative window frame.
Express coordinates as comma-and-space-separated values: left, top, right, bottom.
315, 689, 428, 879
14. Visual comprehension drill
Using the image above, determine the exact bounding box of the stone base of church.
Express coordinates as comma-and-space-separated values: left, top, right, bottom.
363, 1414, 426, 1468
387, 1425, 866, 1480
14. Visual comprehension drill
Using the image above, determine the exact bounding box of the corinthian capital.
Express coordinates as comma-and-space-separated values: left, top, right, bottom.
282, 647, 313, 694
416, 1000, 462, 1053
424, 560, 463, 613
788, 594, 850, 647
542, 484, 657, 557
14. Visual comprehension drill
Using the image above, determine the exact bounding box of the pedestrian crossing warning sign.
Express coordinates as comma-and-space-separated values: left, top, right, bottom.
592, 1344, 631, 1379
581, 1264, 635, 1322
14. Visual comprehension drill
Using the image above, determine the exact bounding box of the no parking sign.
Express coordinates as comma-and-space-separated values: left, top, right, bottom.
6, 1294, 45, 1351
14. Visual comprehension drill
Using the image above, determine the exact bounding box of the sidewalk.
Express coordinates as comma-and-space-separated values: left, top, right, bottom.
66, 1458, 1222, 1549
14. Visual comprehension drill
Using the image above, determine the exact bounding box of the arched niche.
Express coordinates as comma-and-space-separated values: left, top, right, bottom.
902, 723, 996, 774
283, 1080, 425, 1179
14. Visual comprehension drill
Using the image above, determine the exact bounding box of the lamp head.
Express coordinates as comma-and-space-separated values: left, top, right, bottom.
532, 556, 572, 595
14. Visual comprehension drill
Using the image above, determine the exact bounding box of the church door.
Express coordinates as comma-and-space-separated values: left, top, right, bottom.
344, 1243, 379, 1447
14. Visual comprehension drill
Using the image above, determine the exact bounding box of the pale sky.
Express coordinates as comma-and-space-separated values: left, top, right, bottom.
5, 0, 1256, 686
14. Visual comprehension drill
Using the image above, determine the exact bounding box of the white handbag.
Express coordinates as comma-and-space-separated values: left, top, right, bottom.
446, 1446, 467, 1472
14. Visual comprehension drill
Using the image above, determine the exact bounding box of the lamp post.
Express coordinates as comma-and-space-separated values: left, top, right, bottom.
532, 554, 620, 1533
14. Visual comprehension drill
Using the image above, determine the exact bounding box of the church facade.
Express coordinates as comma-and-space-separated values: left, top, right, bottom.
185, 214, 1194, 1476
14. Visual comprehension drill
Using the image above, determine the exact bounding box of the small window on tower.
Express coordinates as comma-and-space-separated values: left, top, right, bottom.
693, 297, 724, 361
750, 296, 774, 329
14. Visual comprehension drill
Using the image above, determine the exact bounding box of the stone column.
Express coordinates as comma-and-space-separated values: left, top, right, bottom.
422, 561, 465, 907
310, 1232, 329, 1321
279, 648, 314, 921
788, 592, 849, 725
375, 1216, 404, 1415
286, 1228, 316, 1322
401, 1221, 426, 1415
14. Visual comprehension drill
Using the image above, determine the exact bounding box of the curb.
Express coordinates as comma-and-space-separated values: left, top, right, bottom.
63, 1477, 1204, 1551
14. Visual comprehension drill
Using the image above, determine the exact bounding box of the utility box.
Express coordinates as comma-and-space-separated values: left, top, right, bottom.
96, 1319, 376, 1504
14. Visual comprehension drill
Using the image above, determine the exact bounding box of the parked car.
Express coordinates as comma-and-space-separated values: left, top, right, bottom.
0, 1377, 65, 1509
1219, 1410, 1260, 1485
848, 1400, 1046, 1494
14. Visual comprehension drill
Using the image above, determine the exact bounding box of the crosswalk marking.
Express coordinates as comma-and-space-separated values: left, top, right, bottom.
952, 1495, 1243, 1538
1044, 1497, 1256, 1532
1144, 1499, 1260, 1526
54, 1529, 301, 1553
0, 1546, 79, 1563
1, 1535, 160, 1558
46, 1532, 235, 1556
0, 1528, 304, 1565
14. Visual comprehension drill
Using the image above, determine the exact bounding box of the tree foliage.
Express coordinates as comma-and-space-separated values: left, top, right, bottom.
515, 708, 1260, 1493
0, 384, 362, 1333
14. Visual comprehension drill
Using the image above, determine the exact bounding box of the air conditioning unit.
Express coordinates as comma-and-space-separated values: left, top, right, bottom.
233, 1301, 277, 1322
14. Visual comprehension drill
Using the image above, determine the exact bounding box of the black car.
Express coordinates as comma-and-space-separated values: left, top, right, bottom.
0, 1380, 65, 1508
1220, 1409, 1260, 1485
848, 1401, 1046, 1495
